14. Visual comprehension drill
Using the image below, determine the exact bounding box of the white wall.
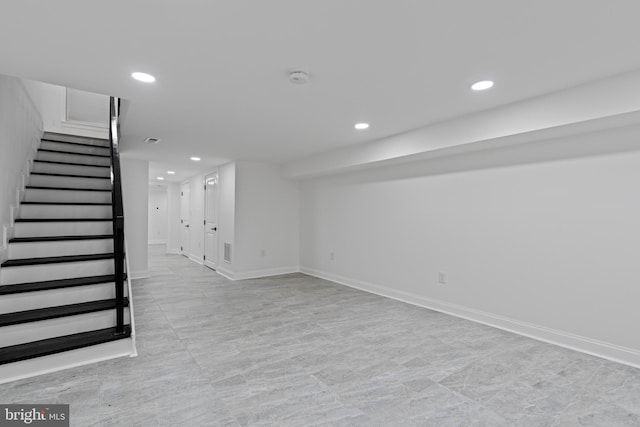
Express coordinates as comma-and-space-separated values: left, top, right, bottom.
177, 161, 299, 280
217, 162, 236, 277
66, 88, 109, 127
166, 183, 182, 254
0, 75, 43, 262
148, 187, 168, 244
121, 159, 149, 278
299, 127, 640, 367
21, 80, 108, 139
234, 161, 299, 278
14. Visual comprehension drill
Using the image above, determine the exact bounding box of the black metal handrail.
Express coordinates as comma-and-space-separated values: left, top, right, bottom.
109, 97, 126, 334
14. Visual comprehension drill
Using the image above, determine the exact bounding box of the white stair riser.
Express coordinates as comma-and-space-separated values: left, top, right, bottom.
8, 239, 114, 259
36, 151, 110, 167
40, 141, 110, 157
29, 174, 111, 190
43, 133, 109, 147
19, 204, 112, 219
1, 259, 115, 285
0, 282, 126, 314
24, 188, 111, 204
14, 221, 112, 238
0, 309, 130, 347
33, 162, 110, 178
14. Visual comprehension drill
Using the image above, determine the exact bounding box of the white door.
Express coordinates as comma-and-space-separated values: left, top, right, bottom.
204, 172, 218, 269
180, 182, 191, 256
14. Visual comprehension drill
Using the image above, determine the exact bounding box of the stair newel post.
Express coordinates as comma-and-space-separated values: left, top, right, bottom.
109, 97, 126, 335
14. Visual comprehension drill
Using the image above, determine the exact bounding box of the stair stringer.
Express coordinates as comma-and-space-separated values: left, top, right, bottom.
124, 240, 138, 358
0, 133, 40, 264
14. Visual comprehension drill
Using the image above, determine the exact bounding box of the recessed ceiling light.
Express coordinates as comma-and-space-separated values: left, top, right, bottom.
289, 70, 310, 84
157, 177, 164, 180
167, 171, 175, 175
471, 80, 494, 91
132, 72, 156, 83
190, 157, 201, 161
355, 123, 369, 130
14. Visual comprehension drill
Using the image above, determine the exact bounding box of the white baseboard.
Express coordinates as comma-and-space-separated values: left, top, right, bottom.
215, 266, 234, 280
214, 265, 300, 281
148, 240, 167, 245
178, 250, 204, 265
300, 267, 640, 369
187, 254, 204, 265
0, 338, 136, 384
129, 270, 150, 280
166, 248, 180, 254
233, 266, 300, 281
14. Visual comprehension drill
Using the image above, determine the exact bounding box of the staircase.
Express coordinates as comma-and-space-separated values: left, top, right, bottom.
0, 122, 136, 382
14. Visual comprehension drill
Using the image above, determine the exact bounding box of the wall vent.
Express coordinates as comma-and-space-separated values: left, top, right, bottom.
224, 243, 232, 263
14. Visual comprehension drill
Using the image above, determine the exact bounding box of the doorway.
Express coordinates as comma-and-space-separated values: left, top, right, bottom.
204, 172, 218, 269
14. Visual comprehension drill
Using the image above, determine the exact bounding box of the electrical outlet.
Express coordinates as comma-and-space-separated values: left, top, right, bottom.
261, 249, 266, 257
330, 252, 334, 261
438, 272, 447, 284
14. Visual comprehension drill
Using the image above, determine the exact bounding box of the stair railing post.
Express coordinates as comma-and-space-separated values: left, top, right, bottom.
109, 97, 125, 334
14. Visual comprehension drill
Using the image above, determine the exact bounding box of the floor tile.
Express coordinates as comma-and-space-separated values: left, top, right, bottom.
4, 244, 640, 426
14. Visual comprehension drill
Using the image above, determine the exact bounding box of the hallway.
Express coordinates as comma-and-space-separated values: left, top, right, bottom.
2, 245, 640, 426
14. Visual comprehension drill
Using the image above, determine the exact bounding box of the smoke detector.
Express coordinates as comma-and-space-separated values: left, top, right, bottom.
145, 137, 160, 144
289, 70, 309, 84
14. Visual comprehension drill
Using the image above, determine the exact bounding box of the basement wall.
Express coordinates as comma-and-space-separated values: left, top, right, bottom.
0, 75, 43, 262
121, 158, 149, 279
299, 125, 640, 367
233, 161, 299, 279
21, 80, 108, 139
148, 187, 168, 244
216, 162, 236, 277
179, 161, 299, 280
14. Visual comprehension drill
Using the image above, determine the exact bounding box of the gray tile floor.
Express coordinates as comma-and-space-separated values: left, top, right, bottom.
2, 245, 640, 426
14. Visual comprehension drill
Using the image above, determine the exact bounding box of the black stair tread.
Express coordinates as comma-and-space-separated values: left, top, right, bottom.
0, 275, 116, 295
0, 325, 131, 365
1, 253, 114, 268
38, 148, 110, 158
0, 298, 129, 327
34, 160, 110, 168
10, 235, 113, 243
25, 186, 111, 192
21, 202, 112, 206
15, 218, 112, 222
31, 172, 110, 180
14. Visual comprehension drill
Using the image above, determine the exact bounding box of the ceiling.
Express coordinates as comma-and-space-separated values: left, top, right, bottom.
2, 1, 640, 183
